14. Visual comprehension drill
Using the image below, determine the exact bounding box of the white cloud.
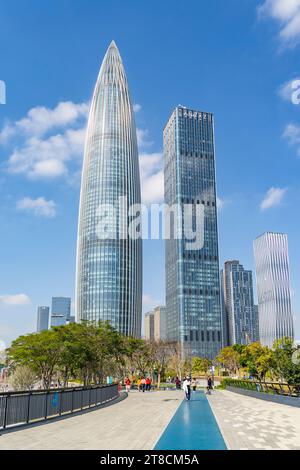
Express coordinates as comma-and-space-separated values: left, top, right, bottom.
0, 294, 31, 306
139, 152, 164, 204
17, 197, 57, 218
260, 187, 287, 210
133, 103, 142, 113
137, 128, 153, 148
1, 101, 88, 181
0, 101, 89, 144
283, 122, 300, 156
217, 197, 226, 211
283, 122, 300, 144
7, 127, 86, 179
258, 0, 300, 48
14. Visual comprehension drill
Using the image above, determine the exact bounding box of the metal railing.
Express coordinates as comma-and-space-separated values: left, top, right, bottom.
223, 379, 300, 397
0, 383, 119, 430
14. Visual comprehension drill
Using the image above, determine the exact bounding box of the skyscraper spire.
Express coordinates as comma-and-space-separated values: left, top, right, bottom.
76, 42, 142, 337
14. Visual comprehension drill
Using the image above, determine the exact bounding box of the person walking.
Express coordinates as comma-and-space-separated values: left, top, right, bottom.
182, 377, 191, 401
125, 377, 131, 393
175, 376, 181, 390
207, 376, 213, 390
141, 377, 146, 393
145, 377, 151, 391
137, 377, 141, 392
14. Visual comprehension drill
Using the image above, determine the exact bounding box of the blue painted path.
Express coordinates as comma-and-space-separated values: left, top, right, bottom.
154, 391, 227, 450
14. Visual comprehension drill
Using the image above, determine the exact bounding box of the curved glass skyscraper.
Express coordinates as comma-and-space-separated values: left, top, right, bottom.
76, 41, 142, 337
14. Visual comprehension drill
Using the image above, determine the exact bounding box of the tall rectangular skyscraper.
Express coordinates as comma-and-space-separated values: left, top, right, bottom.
50, 296, 71, 327
164, 106, 222, 359
254, 232, 294, 347
222, 261, 258, 345
37, 306, 49, 332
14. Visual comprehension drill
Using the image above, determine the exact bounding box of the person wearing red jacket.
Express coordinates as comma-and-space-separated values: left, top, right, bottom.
145, 377, 151, 391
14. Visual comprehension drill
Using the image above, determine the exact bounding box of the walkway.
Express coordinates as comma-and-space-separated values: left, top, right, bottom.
0, 390, 182, 450
208, 390, 300, 450
155, 391, 226, 450
1, 388, 300, 450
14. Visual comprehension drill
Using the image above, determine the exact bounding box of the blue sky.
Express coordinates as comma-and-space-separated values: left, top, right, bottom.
1, 0, 300, 347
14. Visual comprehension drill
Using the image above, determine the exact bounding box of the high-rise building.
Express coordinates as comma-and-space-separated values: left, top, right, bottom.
144, 306, 167, 341
222, 261, 258, 345
220, 270, 229, 347
254, 232, 294, 347
76, 41, 142, 337
50, 296, 71, 327
153, 306, 167, 341
37, 306, 49, 332
164, 106, 222, 359
144, 311, 155, 341
253, 305, 260, 343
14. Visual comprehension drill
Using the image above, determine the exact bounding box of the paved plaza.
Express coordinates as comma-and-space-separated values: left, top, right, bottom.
208, 390, 300, 450
0, 389, 299, 450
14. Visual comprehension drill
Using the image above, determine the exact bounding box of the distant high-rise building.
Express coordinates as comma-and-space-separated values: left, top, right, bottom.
153, 306, 167, 341
50, 296, 71, 327
253, 305, 260, 343
164, 106, 222, 359
222, 261, 258, 345
37, 306, 49, 332
220, 271, 229, 347
144, 312, 155, 341
76, 41, 142, 337
254, 232, 294, 347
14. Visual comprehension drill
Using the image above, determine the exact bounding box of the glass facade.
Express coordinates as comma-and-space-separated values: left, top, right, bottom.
37, 306, 49, 332
76, 41, 142, 337
222, 261, 259, 346
51, 297, 71, 319
254, 232, 294, 347
164, 106, 222, 359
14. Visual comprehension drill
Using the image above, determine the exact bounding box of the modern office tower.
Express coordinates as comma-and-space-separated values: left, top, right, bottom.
144, 311, 155, 341
76, 41, 142, 337
220, 270, 229, 347
222, 261, 257, 345
52, 297, 71, 318
50, 296, 71, 327
254, 232, 294, 347
253, 305, 260, 342
36, 306, 49, 332
153, 306, 167, 341
164, 106, 222, 359
144, 306, 167, 341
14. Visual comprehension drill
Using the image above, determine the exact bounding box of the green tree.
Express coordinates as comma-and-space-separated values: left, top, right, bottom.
216, 346, 240, 376
7, 329, 62, 388
240, 342, 275, 382
272, 337, 300, 385
192, 357, 211, 376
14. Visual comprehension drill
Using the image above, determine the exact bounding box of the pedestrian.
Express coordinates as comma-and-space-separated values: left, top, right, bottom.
141, 377, 146, 392
182, 377, 191, 401
191, 378, 197, 392
175, 376, 181, 390
125, 377, 131, 393
145, 377, 151, 391
137, 377, 141, 392
207, 376, 212, 390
